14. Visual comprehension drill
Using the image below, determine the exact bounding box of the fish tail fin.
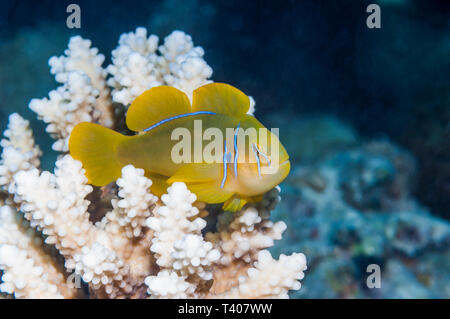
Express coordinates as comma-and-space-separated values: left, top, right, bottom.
69, 122, 127, 186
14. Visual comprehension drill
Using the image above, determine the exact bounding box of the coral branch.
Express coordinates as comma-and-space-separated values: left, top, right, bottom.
0, 206, 76, 298
13, 156, 95, 255
49, 36, 114, 127
0, 245, 64, 298
100, 165, 158, 239
206, 188, 286, 265
216, 250, 307, 299
107, 28, 212, 106
0, 113, 41, 192
145, 183, 221, 298
29, 36, 113, 152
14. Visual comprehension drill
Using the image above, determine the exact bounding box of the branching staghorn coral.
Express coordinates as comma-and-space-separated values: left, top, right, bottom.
48, 36, 114, 128
107, 28, 213, 105
29, 35, 114, 152
0, 205, 77, 299
0, 28, 306, 299
145, 182, 221, 298
0, 114, 41, 193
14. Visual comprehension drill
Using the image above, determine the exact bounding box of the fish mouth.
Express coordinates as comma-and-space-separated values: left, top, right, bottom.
276, 159, 290, 181
278, 159, 290, 171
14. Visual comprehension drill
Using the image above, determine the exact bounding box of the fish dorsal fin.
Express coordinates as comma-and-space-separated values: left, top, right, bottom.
192, 83, 250, 118
126, 86, 191, 132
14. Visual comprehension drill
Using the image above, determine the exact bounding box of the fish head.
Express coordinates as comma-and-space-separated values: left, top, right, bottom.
234, 125, 290, 196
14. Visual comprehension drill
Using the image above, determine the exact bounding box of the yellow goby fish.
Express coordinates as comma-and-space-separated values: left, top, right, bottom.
69, 83, 290, 211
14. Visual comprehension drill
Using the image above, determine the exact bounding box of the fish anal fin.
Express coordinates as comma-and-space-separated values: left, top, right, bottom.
186, 182, 233, 204
126, 86, 191, 132
144, 172, 170, 197
192, 83, 249, 117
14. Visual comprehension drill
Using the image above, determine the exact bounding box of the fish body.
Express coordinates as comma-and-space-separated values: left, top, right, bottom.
69, 83, 290, 211
117, 113, 235, 177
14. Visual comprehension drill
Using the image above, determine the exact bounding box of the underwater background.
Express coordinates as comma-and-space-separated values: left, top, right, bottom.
0, 0, 449, 298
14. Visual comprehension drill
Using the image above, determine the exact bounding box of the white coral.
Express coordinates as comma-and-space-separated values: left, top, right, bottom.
13, 156, 94, 256
0, 206, 42, 258
0, 205, 75, 299
159, 31, 213, 97
49, 35, 113, 127
0, 245, 63, 299
146, 182, 205, 268
49, 36, 106, 86
145, 183, 220, 297
29, 35, 113, 152
29, 71, 97, 152
172, 234, 220, 280
206, 190, 286, 265
222, 250, 307, 299
0, 113, 41, 191
71, 243, 130, 294
100, 165, 158, 239
107, 27, 162, 106
11, 156, 142, 297
145, 270, 195, 299
107, 28, 212, 106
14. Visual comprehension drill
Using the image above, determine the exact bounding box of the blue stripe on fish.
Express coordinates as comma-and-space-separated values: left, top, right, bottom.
254, 144, 271, 166
252, 144, 261, 177
143, 111, 216, 132
221, 142, 230, 188
233, 123, 240, 177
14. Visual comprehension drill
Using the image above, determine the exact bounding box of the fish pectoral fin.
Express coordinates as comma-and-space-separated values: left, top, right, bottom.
222, 195, 248, 212
192, 83, 250, 118
167, 163, 221, 184
167, 163, 230, 203
126, 86, 191, 132
185, 182, 233, 204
